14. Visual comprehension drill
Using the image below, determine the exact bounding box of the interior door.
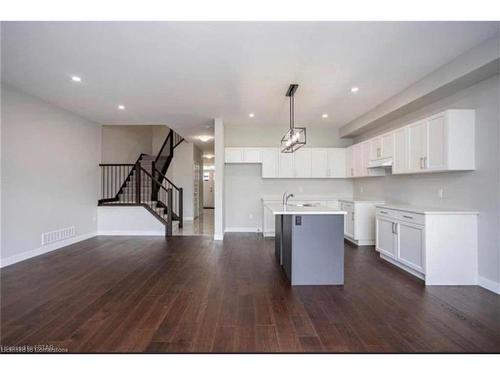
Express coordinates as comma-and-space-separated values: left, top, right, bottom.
393, 128, 409, 174
397, 222, 425, 273
294, 149, 312, 178
376, 218, 396, 258
202, 170, 214, 208
310, 149, 328, 177
278, 152, 294, 178
409, 121, 427, 172
426, 115, 446, 171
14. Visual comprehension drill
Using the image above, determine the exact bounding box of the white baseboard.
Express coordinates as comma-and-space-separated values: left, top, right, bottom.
97, 230, 164, 236
224, 227, 262, 233
478, 276, 500, 294
213, 234, 224, 241
1, 231, 97, 268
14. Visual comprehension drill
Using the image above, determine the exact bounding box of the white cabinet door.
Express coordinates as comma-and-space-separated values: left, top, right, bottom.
345, 210, 355, 238
408, 121, 427, 172
376, 217, 396, 258
426, 115, 446, 171
370, 137, 382, 160
327, 148, 346, 178
353, 144, 363, 177
393, 127, 409, 174
262, 149, 278, 178
225, 148, 243, 163
294, 149, 312, 178
345, 146, 354, 177
361, 141, 371, 176
278, 152, 294, 178
243, 148, 262, 163
310, 149, 328, 177
397, 222, 425, 273
381, 132, 394, 159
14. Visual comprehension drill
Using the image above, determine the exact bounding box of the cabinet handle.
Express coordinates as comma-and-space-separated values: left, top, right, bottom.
419, 157, 423, 169
380, 211, 388, 214
394, 224, 398, 235
391, 223, 395, 234
403, 215, 414, 219
424, 156, 427, 169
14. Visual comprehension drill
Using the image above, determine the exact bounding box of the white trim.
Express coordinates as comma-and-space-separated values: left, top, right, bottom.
97, 230, 164, 236
478, 276, 500, 294
1, 231, 97, 268
213, 234, 224, 241
224, 227, 262, 233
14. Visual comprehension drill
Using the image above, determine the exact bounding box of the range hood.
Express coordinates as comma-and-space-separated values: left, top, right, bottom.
368, 157, 393, 168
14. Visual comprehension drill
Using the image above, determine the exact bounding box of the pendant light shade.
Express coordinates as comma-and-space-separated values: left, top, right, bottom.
281, 84, 306, 153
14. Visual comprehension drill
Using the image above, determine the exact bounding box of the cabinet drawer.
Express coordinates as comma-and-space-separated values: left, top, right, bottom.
395, 211, 425, 225
340, 202, 354, 211
376, 207, 397, 218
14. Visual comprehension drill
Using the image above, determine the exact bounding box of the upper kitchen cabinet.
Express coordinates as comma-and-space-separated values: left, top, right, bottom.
310, 149, 328, 177
393, 127, 410, 174
406, 110, 475, 174
370, 132, 394, 161
225, 147, 262, 163
278, 151, 294, 178
294, 148, 312, 178
327, 148, 347, 178
261, 148, 279, 178
345, 146, 354, 178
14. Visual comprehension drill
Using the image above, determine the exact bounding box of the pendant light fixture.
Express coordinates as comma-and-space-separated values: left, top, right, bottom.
281, 84, 306, 153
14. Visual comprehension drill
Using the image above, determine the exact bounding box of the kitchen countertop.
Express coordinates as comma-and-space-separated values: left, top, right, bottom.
339, 199, 385, 203
265, 202, 347, 215
376, 203, 479, 215
262, 195, 353, 202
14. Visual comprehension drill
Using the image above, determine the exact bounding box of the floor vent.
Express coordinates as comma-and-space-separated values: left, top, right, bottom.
41, 226, 75, 246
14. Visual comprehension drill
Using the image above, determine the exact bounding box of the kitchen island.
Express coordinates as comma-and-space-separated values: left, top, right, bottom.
265, 203, 346, 286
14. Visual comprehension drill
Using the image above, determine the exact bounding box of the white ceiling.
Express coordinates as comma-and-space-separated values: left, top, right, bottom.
2, 21, 499, 152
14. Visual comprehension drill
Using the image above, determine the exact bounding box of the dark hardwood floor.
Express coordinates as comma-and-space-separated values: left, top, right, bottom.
1, 234, 499, 353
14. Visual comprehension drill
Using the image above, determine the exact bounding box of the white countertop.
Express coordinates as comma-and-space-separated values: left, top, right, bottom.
264, 202, 347, 215
262, 195, 353, 202
376, 203, 479, 215
339, 199, 385, 204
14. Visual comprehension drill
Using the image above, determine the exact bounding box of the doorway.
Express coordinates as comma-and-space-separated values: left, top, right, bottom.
203, 170, 214, 209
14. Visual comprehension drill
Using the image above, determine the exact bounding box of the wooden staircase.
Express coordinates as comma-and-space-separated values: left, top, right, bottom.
98, 129, 184, 236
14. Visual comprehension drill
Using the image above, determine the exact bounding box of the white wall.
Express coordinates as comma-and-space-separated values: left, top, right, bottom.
1, 84, 101, 263
353, 75, 500, 286
167, 141, 195, 220
97, 206, 164, 235
224, 126, 353, 231
101, 125, 152, 163
101, 124, 169, 163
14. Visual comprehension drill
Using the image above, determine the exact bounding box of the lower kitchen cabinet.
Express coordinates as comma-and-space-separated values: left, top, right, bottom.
375, 204, 478, 285
340, 200, 384, 246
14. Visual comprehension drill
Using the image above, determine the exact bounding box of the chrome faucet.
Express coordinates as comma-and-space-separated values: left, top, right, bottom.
282, 192, 294, 207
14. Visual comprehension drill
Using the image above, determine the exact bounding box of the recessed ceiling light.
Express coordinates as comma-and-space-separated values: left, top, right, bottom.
248, 113, 255, 118
203, 154, 214, 159
71, 76, 82, 82
351, 87, 359, 93
118, 105, 125, 110
322, 113, 329, 119
197, 135, 213, 142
